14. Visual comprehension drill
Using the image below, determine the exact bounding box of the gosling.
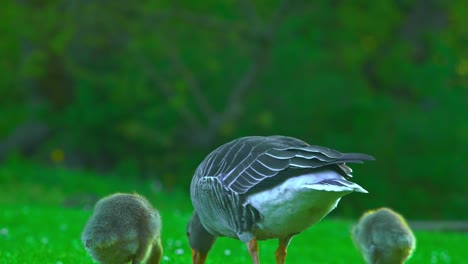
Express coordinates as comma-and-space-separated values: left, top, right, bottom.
352, 207, 416, 264
82, 193, 163, 264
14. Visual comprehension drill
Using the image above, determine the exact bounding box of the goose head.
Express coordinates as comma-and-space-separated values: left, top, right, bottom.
187, 212, 216, 264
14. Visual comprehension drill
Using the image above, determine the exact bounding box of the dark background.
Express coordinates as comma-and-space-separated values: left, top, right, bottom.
1, 0, 467, 219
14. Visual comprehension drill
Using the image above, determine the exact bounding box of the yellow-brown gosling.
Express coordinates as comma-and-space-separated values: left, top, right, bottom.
82, 193, 163, 264
352, 207, 416, 264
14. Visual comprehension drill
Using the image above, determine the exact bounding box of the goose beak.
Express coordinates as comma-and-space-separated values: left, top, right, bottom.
192, 248, 208, 264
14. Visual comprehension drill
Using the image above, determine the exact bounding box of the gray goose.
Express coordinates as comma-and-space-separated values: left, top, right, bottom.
187, 135, 374, 264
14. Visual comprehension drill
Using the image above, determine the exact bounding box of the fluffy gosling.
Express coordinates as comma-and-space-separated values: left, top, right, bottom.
82, 193, 163, 264
352, 207, 416, 264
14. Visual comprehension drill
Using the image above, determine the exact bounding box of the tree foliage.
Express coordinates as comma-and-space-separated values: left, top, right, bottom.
1, 0, 467, 218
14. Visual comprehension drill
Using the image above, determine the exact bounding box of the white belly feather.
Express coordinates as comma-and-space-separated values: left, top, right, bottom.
245, 170, 367, 239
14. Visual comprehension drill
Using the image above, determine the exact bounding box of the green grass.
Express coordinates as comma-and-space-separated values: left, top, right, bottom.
0, 160, 467, 263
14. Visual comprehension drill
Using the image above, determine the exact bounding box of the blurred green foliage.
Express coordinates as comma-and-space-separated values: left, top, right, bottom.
0, 0, 467, 219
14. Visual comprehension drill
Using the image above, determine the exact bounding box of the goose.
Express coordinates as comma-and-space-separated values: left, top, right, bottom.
82, 193, 163, 264
352, 207, 416, 264
187, 135, 374, 264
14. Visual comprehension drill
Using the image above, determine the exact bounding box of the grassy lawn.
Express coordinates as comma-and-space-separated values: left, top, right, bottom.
0, 161, 466, 263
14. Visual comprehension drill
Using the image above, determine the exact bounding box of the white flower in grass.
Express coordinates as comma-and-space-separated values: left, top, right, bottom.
224, 249, 231, 256
175, 248, 184, 255
173, 210, 182, 217
21, 206, 30, 215
163, 256, 170, 262
26, 236, 34, 244
41, 237, 49, 244
0, 228, 8, 236
167, 238, 174, 247
72, 239, 82, 249
431, 250, 451, 264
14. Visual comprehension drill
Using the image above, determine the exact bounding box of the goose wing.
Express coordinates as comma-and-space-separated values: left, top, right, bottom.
194, 135, 374, 194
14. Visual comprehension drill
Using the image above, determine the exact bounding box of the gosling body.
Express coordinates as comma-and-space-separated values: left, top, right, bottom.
352, 207, 416, 264
82, 193, 163, 264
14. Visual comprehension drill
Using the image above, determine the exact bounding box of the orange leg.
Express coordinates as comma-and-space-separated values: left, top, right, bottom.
275, 236, 293, 264
247, 238, 260, 264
